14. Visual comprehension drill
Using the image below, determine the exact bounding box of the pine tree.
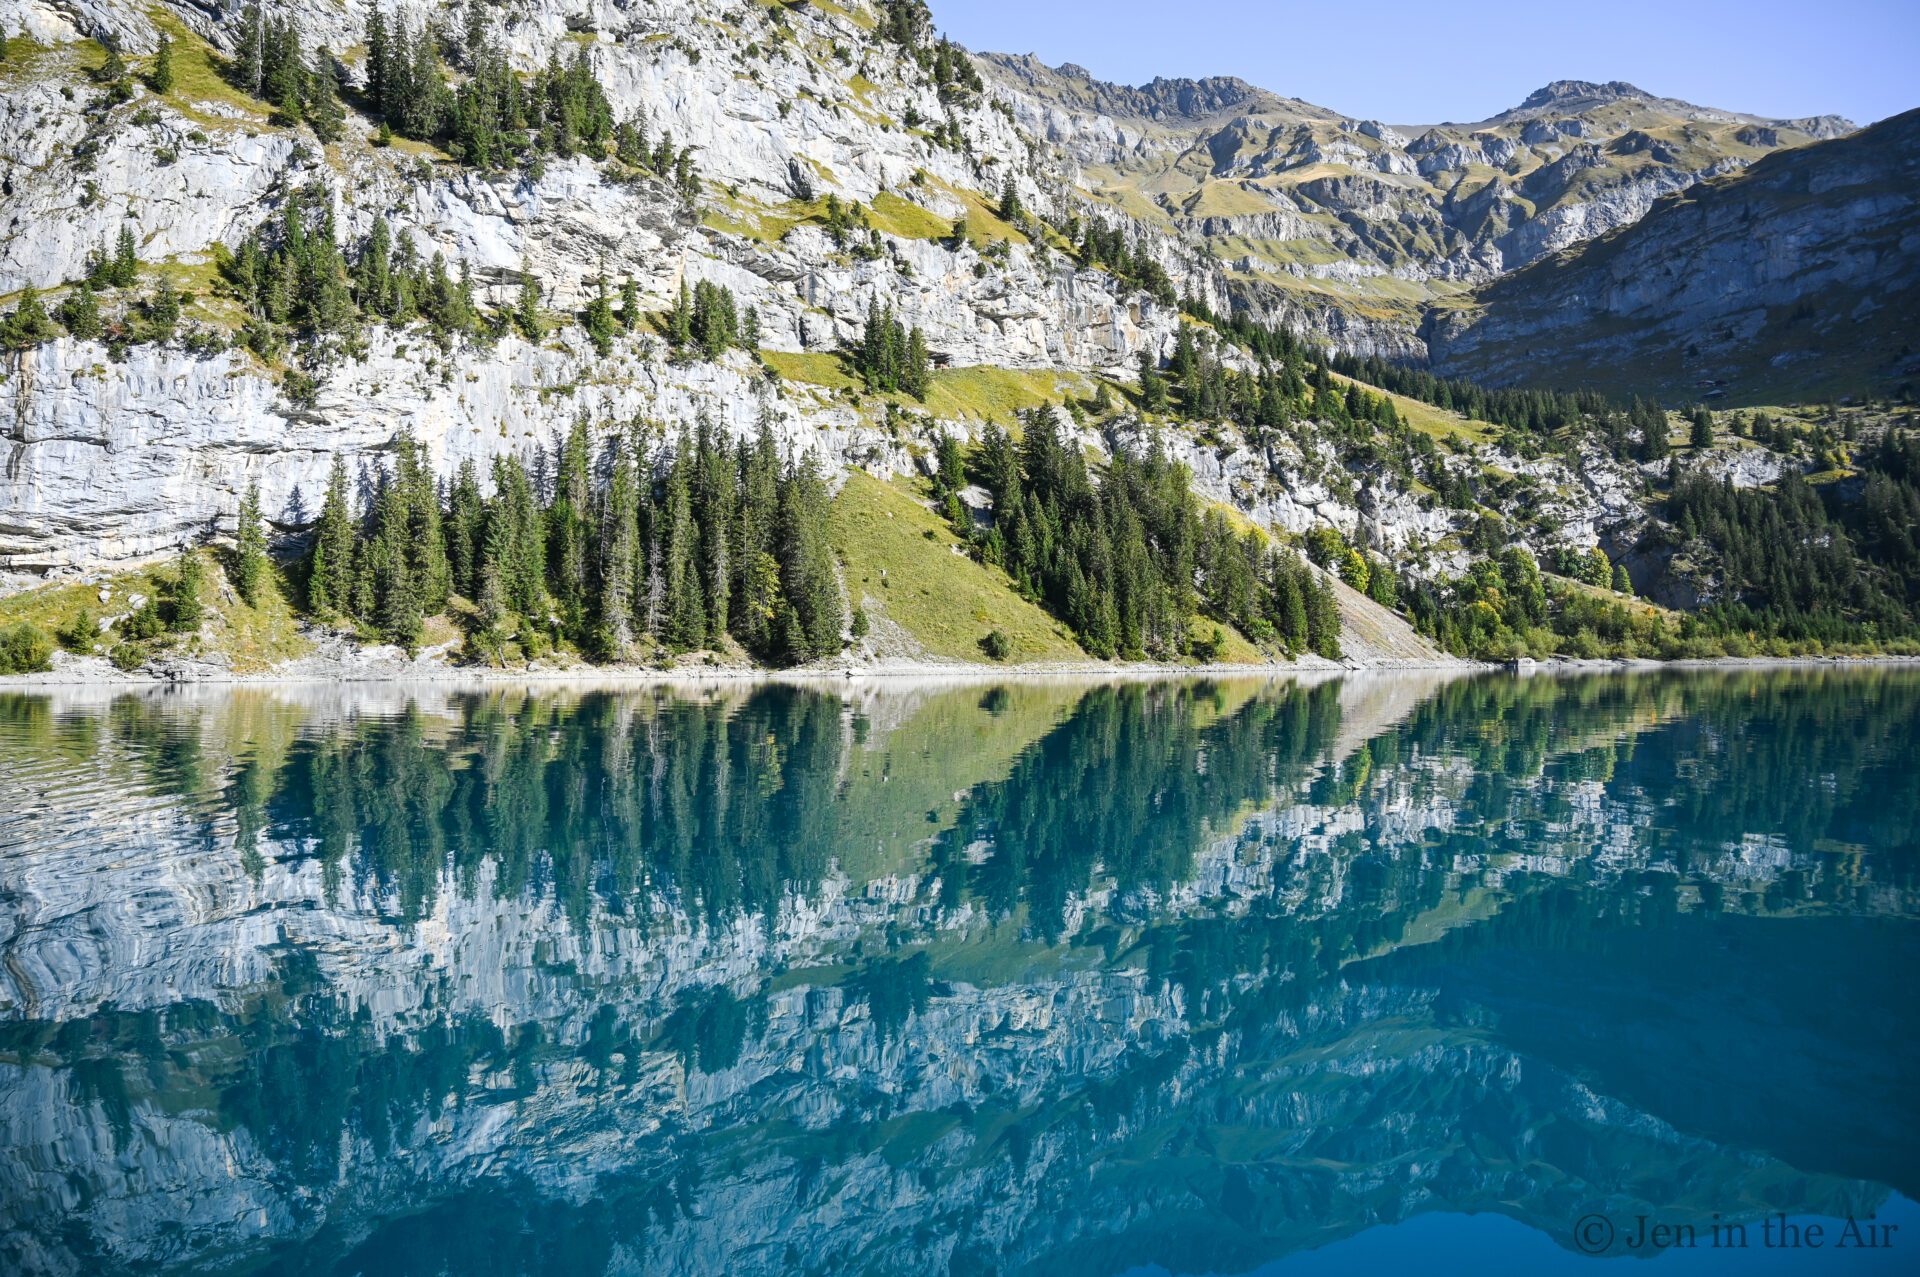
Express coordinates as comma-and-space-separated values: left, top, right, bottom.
619, 275, 641, 330
668, 279, 693, 348
232, 4, 265, 98
109, 225, 139, 288
370, 478, 423, 647
902, 325, 931, 399
355, 217, 393, 317
1690, 407, 1715, 450
309, 455, 356, 615
1137, 350, 1169, 415
56, 283, 102, 340
1274, 558, 1308, 653
997, 176, 1021, 223
150, 32, 175, 94
489, 453, 546, 618
935, 432, 966, 499
548, 413, 594, 634
170, 551, 206, 632
261, 16, 305, 122
235, 482, 269, 606
725, 422, 779, 658
1306, 570, 1342, 660
476, 551, 508, 637
775, 452, 840, 663
690, 280, 737, 359
661, 431, 705, 649
393, 428, 448, 612
306, 48, 346, 143
0, 286, 60, 350
96, 38, 129, 87
583, 270, 618, 355
691, 416, 733, 646
445, 458, 485, 598
364, 7, 389, 115
598, 433, 639, 650
514, 260, 544, 339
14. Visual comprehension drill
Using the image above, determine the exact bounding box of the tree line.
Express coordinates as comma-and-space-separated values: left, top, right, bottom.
1062, 217, 1176, 305
1398, 430, 1920, 660
1184, 299, 1672, 455
304, 416, 843, 667
228, 3, 348, 140
940, 408, 1345, 660
1660, 436, 1920, 645
217, 5, 702, 196
852, 301, 932, 398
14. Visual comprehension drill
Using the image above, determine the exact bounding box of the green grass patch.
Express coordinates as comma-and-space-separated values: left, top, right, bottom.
868, 191, 951, 240
762, 350, 862, 392
761, 356, 1096, 427
832, 470, 1084, 665
1182, 180, 1283, 219
921, 366, 1093, 422
931, 178, 1029, 246
143, 8, 270, 126
0, 552, 311, 673
1328, 371, 1496, 444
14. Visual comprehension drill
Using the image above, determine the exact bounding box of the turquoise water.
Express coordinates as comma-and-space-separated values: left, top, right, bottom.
0, 670, 1914, 1276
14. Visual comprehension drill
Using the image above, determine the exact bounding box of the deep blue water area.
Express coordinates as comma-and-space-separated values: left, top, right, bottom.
0, 668, 1914, 1275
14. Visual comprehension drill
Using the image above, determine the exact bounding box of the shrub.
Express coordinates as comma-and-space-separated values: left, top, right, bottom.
109, 642, 146, 671
1189, 625, 1227, 662
55, 609, 98, 653
0, 622, 54, 674
979, 628, 1011, 661
119, 599, 167, 640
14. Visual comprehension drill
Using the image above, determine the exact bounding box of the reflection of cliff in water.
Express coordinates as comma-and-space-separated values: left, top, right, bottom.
0, 669, 1914, 1276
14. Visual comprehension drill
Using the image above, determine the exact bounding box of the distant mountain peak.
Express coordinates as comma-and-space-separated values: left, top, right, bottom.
1487, 80, 1854, 138
1520, 80, 1653, 110
976, 53, 1337, 125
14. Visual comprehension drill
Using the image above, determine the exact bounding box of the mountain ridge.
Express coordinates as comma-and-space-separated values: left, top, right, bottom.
1427, 106, 1920, 401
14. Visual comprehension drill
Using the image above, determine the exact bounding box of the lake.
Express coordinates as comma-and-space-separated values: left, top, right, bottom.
0, 669, 1914, 1276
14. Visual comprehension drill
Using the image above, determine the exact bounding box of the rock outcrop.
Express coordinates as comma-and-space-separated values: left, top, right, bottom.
1426, 108, 1920, 402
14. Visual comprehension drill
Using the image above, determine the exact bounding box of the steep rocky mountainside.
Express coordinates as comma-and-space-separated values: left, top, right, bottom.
0, 0, 1204, 570
978, 59, 1853, 355
0, 0, 1905, 673
1427, 108, 1920, 403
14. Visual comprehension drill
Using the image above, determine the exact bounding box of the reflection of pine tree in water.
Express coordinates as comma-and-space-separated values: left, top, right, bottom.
2, 672, 1918, 1276
932, 680, 1345, 938
267, 685, 850, 927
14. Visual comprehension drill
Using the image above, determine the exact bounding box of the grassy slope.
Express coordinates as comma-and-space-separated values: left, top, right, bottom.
0, 551, 311, 672
832, 471, 1278, 668
832, 469, 1084, 664
761, 356, 1095, 424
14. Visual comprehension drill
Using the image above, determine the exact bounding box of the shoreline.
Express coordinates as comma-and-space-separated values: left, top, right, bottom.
4, 650, 1919, 691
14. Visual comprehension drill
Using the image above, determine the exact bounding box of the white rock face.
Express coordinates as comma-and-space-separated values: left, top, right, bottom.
2, 327, 884, 571
0, 0, 1246, 578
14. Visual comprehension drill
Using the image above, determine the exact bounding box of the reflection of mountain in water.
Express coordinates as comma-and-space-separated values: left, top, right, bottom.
0, 670, 1915, 1276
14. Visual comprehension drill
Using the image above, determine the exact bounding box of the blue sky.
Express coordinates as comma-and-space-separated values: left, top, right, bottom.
931, 0, 1918, 127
